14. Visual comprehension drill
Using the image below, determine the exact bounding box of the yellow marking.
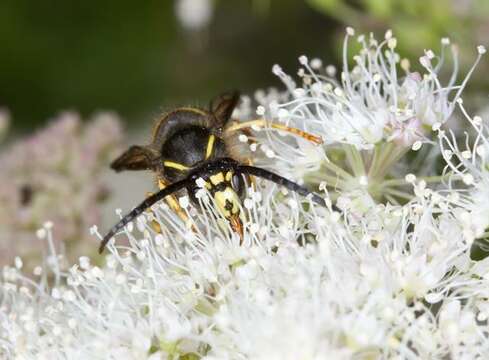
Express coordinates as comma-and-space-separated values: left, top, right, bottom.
158, 179, 184, 214
209, 172, 224, 186
157, 179, 167, 189
205, 134, 216, 160
145, 191, 163, 234
178, 107, 207, 116
163, 161, 190, 171
157, 178, 196, 232
246, 159, 256, 189
225, 119, 323, 145
225, 171, 233, 182
214, 187, 240, 218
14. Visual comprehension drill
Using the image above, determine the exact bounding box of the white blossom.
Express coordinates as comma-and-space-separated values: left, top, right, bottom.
438, 100, 489, 241
243, 30, 485, 211
2, 31, 489, 360
175, 0, 213, 30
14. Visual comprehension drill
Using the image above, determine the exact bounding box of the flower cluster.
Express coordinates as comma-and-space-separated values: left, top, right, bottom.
238, 29, 486, 210
0, 112, 124, 269
438, 98, 489, 255
1, 30, 489, 359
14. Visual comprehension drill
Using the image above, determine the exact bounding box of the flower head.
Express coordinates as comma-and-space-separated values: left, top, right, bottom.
0, 112, 124, 269
241, 30, 485, 209
3, 172, 489, 358
437, 99, 489, 248
2, 30, 489, 359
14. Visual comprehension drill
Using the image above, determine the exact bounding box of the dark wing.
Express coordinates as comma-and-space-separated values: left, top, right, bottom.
210, 91, 241, 128
110, 145, 160, 172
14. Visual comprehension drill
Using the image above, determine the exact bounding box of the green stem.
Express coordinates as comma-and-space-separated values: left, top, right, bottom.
367, 143, 381, 178
322, 159, 353, 180
368, 142, 400, 179
343, 144, 365, 176
383, 187, 413, 200
384, 193, 400, 205
318, 175, 350, 188
375, 145, 409, 180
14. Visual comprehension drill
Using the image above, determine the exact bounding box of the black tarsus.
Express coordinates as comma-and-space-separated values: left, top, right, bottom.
237, 165, 326, 207
98, 178, 189, 253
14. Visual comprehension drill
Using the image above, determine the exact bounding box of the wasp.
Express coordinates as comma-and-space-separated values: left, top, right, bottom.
99, 92, 326, 253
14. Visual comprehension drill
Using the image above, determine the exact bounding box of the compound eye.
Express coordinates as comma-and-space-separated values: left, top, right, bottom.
231, 173, 244, 197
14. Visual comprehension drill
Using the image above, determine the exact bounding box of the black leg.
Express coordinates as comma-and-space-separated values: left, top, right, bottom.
99, 178, 189, 253
237, 165, 326, 207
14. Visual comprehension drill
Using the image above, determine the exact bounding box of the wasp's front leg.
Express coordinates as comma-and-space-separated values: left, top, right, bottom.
224, 118, 323, 145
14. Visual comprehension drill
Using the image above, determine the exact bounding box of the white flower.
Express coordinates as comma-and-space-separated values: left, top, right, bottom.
268, 31, 482, 150
2, 29, 489, 360
438, 100, 489, 240
244, 30, 485, 208
175, 0, 213, 30
2, 173, 489, 358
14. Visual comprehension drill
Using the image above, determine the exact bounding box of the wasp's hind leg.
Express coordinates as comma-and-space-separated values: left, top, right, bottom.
144, 180, 189, 234
244, 158, 257, 190
145, 190, 163, 234
158, 179, 194, 229
146, 179, 198, 234
224, 119, 323, 145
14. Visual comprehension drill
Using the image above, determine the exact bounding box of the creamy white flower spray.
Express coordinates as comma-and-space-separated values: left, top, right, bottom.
247, 28, 486, 212
2, 29, 489, 359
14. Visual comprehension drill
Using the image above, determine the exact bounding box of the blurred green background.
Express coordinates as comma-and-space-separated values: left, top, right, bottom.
1, 0, 488, 135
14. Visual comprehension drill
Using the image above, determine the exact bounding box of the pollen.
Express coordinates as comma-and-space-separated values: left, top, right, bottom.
179, 196, 190, 209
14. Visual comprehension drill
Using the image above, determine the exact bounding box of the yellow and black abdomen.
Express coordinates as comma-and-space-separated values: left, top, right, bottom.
161, 125, 227, 183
